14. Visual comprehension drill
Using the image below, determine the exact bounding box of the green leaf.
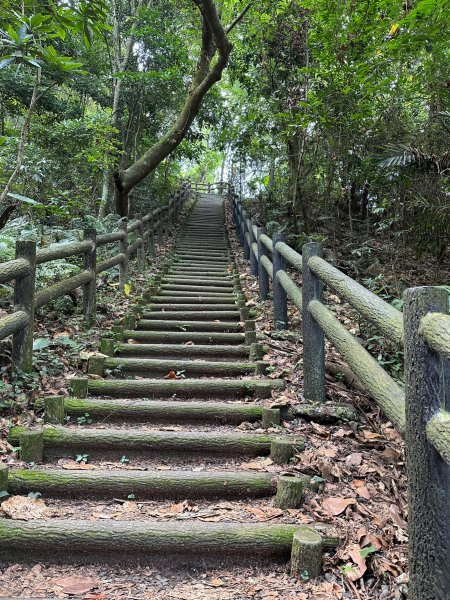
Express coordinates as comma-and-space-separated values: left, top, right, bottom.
7, 192, 44, 207
359, 544, 378, 558
33, 338, 51, 351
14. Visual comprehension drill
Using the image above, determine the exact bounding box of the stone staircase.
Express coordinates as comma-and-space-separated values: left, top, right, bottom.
2, 193, 336, 574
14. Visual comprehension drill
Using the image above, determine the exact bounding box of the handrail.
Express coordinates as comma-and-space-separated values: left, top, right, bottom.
308, 255, 404, 345
308, 298, 406, 432
0, 258, 30, 284
275, 242, 302, 270
36, 240, 94, 265
420, 312, 450, 359
232, 192, 449, 598
0, 181, 191, 370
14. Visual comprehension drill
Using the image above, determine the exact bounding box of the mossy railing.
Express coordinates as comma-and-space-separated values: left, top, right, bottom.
0, 182, 191, 372
233, 195, 450, 600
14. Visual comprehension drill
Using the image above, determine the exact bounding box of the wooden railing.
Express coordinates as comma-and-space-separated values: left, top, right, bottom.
233, 196, 450, 599
191, 181, 231, 195
0, 182, 191, 373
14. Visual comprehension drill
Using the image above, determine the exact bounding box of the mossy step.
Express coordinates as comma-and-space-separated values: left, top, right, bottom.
84, 377, 284, 399
135, 319, 243, 332
36, 397, 263, 423
101, 357, 259, 377
161, 284, 235, 293
48, 373, 277, 400
142, 304, 239, 313
114, 342, 249, 359
157, 290, 236, 298
139, 311, 241, 322
8, 425, 277, 457
148, 297, 237, 305
0, 520, 338, 565
165, 274, 233, 281
7, 468, 274, 499
121, 330, 247, 344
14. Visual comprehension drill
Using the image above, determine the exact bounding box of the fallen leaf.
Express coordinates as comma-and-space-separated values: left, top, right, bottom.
240, 457, 273, 470
209, 578, 224, 587
356, 485, 371, 500
61, 460, 95, 470
54, 577, 97, 595
79, 351, 108, 361
165, 370, 178, 379
322, 496, 355, 516
345, 452, 363, 466
389, 504, 407, 530
345, 543, 368, 582
1, 495, 53, 520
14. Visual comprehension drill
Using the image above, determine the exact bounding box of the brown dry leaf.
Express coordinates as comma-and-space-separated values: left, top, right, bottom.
240, 457, 273, 470
389, 504, 407, 530
185, 341, 195, 346
79, 351, 108, 361
345, 544, 368, 582
361, 533, 385, 550
61, 460, 95, 470
322, 496, 356, 516
362, 430, 382, 440
165, 370, 178, 379
345, 452, 363, 466
1, 495, 53, 520
209, 578, 224, 587
170, 500, 197, 514
245, 299, 256, 306
356, 485, 371, 500
322, 447, 338, 458
54, 577, 97, 595
246, 507, 284, 521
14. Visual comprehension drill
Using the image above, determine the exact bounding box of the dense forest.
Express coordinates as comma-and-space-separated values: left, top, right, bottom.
0, 2, 449, 598
0, 0, 448, 272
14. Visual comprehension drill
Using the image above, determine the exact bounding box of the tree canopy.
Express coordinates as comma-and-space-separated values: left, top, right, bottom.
0, 0, 448, 261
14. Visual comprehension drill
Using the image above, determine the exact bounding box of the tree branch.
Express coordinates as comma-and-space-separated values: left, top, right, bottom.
115, 0, 232, 213
226, 2, 254, 34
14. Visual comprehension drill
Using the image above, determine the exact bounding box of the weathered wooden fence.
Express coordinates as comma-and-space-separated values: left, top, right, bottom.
191, 181, 230, 195
0, 182, 191, 373
232, 195, 450, 599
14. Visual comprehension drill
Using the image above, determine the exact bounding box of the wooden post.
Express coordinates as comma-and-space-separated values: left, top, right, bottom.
44, 396, 65, 424
290, 529, 323, 579
147, 213, 156, 257
119, 219, 128, 287
242, 211, 250, 260
272, 232, 288, 330
20, 429, 44, 463
136, 213, 145, 272
302, 242, 325, 402
83, 228, 97, 328
249, 220, 258, 277
403, 286, 450, 600
12, 240, 36, 373
257, 227, 269, 300
237, 203, 244, 246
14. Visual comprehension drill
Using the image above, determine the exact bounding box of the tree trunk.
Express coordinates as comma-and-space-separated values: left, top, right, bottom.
0, 69, 41, 204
